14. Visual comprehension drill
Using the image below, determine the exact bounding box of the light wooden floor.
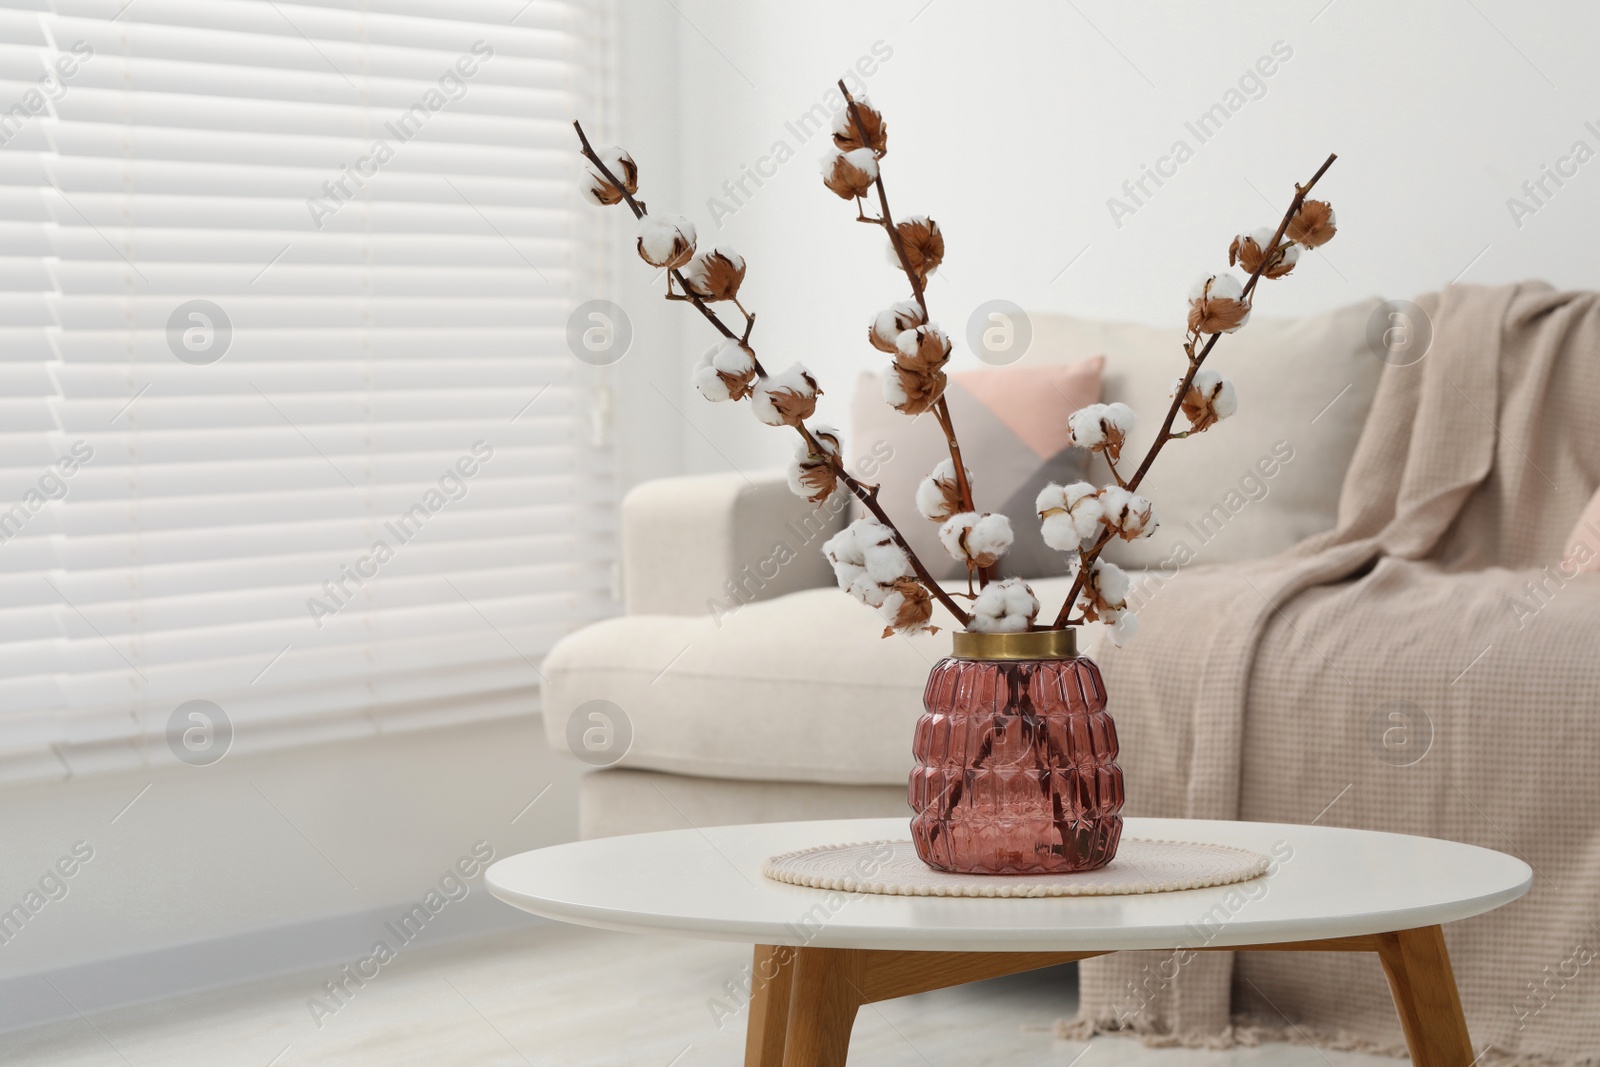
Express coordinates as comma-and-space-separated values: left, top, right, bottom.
3, 924, 1405, 1066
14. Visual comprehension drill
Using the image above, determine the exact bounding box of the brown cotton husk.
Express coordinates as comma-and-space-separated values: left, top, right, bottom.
894, 217, 943, 278
765, 375, 820, 426
586, 153, 637, 206
1181, 380, 1223, 432
880, 578, 935, 638
1187, 279, 1251, 335
889, 364, 946, 415
834, 101, 888, 157
1228, 233, 1295, 279
685, 249, 746, 302
823, 153, 875, 199
1286, 199, 1337, 248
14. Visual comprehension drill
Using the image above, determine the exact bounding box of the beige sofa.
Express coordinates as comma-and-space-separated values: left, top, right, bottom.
542, 301, 1386, 837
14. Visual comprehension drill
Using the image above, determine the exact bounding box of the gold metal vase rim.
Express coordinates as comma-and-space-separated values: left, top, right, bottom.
951, 629, 1078, 661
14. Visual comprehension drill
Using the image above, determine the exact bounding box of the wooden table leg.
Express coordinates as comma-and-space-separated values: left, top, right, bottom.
745, 944, 796, 1067
782, 948, 863, 1067
1377, 926, 1475, 1067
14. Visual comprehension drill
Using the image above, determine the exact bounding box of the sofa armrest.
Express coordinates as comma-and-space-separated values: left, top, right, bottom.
621, 470, 848, 616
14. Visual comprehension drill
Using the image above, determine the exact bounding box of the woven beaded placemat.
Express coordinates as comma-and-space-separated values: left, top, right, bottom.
762, 838, 1268, 898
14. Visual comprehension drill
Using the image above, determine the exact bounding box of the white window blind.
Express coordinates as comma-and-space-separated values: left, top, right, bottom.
0, 0, 618, 782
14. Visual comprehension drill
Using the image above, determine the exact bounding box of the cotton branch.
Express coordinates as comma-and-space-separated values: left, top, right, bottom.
574, 120, 972, 628
1051, 152, 1338, 629
838, 81, 992, 586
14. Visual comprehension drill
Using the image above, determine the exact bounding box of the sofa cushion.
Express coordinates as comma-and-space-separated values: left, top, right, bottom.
847, 358, 1102, 581
542, 574, 1112, 786
1028, 300, 1384, 569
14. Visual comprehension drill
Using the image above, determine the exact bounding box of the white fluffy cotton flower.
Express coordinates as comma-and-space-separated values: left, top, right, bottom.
1187, 273, 1252, 335
750, 363, 819, 427
636, 214, 697, 269
868, 299, 926, 354
1104, 608, 1140, 647
1097, 485, 1157, 541
691, 339, 757, 403
1036, 481, 1105, 551
820, 147, 879, 199
915, 459, 969, 522
786, 425, 841, 503
878, 579, 935, 636
939, 511, 1013, 569
1176, 367, 1238, 432
1068, 402, 1137, 461
579, 145, 636, 206
968, 577, 1039, 633
823, 518, 912, 608
1074, 558, 1131, 625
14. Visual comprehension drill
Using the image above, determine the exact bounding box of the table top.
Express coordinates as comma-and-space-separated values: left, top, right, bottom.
486, 817, 1532, 953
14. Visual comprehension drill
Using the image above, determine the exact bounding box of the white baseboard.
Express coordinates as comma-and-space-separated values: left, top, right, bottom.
0, 890, 543, 1033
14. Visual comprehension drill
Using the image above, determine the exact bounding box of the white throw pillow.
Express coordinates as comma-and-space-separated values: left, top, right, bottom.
1027, 300, 1384, 569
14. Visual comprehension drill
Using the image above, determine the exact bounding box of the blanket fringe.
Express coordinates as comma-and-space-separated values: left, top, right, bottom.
1055, 1014, 1600, 1067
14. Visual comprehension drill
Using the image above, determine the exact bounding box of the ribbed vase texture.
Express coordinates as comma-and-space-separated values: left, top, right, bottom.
908, 655, 1124, 874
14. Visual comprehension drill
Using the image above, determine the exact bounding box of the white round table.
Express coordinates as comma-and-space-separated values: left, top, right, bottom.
488, 817, 1530, 1067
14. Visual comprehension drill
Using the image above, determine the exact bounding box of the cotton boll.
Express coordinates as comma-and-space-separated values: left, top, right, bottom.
1228, 226, 1299, 279
939, 511, 1012, 568
1067, 408, 1107, 450
1212, 378, 1238, 418
966, 513, 1014, 562
820, 147, 878, 199
1037, 481, 1104, 551
1098, 486, 1156, 541
830, 559, 866, 597
878, 578, 935, 636
1176, 368, 1238, 432
683, 247, 746, 302
967, 577, 1040, 633
1064, 482, 1105, 542
822, 521, 899, 608
710, 339, 755, 376
862, 538, 912, 585
1107, 609, 1140, 647
1094, 560, 1131, 607
1286, 200, 1337, 249
1039, 511, 1079, 553
750, 364, 820, 427
1190, 272, 1243, 303
888, 216, 942, 278
1187, 273, 1251, 335
580, 145, 637, 206
915, 459, 968, 522
938, 512, 978, 564
882, 372, 909, 408
693, 340, 755, 403
823, 524, 865, 568
636, 214, 696, 269
850, 572, 891, 607
894, 324, 952, 370
832, 95, 887, 156
1069, 404, 1135, 461
787, 426, 841, 503
868, 300, 926, 354
693, 361, 732, 402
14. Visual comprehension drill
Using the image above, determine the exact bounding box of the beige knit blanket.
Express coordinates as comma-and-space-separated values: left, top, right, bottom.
1074, 283, 1600, 1064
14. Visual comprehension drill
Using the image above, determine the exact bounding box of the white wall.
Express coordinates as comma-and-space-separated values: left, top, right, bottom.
617, 0, 1600, 477
606, 2, 697, 493
0, 716, 581, 1028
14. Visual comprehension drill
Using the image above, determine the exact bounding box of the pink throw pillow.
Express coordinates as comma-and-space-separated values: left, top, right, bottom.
847, 357, 1104, 580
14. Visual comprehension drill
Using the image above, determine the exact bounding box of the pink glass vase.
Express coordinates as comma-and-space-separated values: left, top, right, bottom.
908, 629, 1124, 874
